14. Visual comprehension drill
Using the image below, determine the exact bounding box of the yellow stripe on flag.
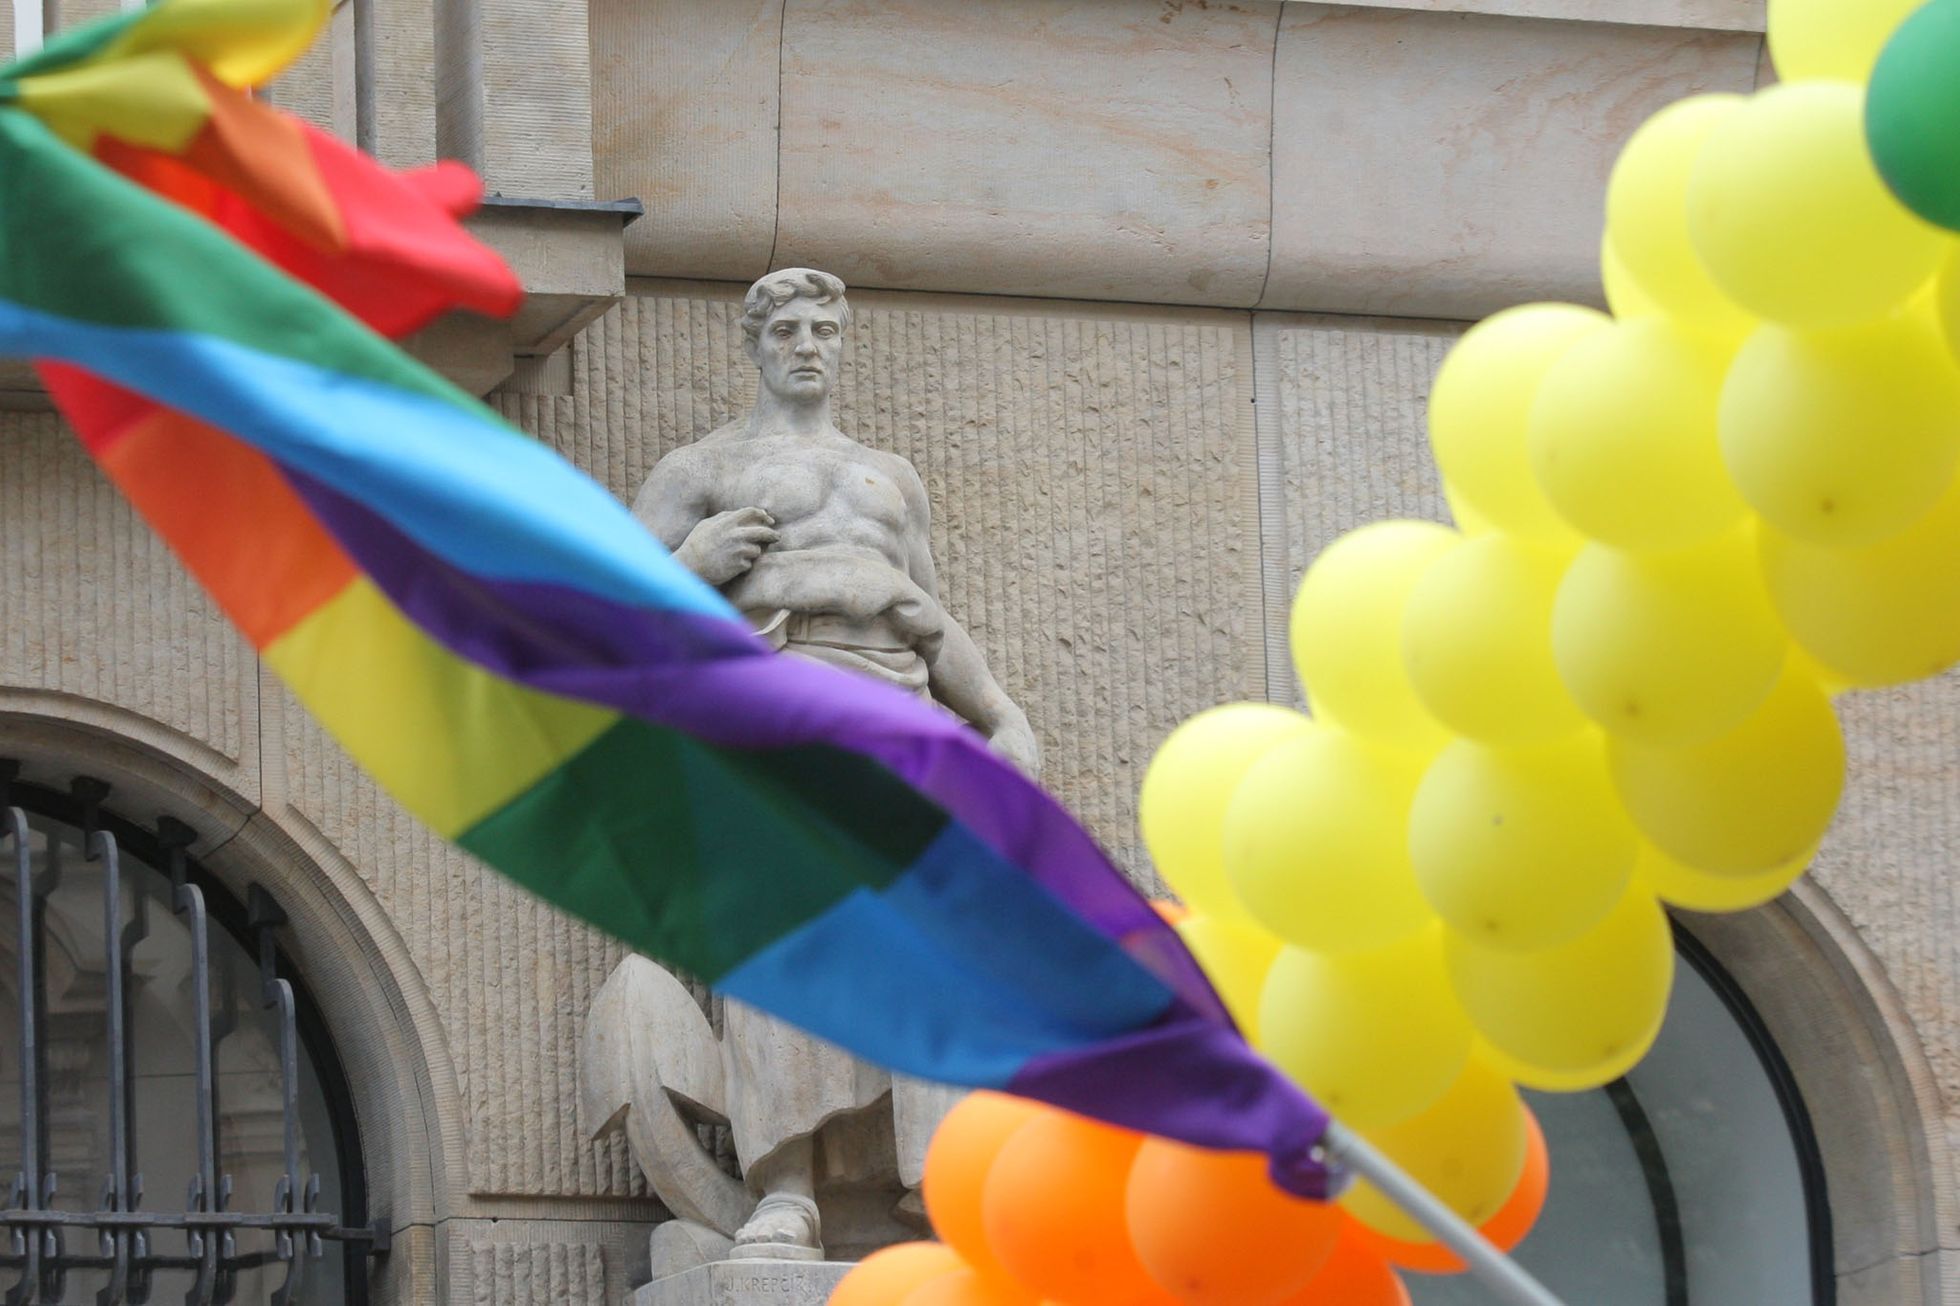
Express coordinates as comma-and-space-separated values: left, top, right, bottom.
108, 0, 328, 89
17, 50, 211, 151
265, 578, 617, 837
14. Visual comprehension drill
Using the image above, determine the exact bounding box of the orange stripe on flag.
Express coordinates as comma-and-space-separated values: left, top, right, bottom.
94, 405, 357, 647
183, 65, 344, 250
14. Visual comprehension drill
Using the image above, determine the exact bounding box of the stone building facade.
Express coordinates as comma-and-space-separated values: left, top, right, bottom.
0, 1, 1953, 1302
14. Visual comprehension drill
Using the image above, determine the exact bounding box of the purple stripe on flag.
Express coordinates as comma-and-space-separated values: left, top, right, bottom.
286, 467, 1232, 1023
1009, 1012, 1339, 1200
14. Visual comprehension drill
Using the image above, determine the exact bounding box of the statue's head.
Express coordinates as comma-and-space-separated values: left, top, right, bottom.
741, 268, 852, 405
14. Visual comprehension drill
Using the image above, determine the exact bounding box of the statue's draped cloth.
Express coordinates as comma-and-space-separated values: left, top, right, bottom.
731, 548, 949, 696
721, 546, 964, 1186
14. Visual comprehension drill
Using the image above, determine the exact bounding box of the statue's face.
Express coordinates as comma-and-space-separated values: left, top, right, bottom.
751, 298, 845, 403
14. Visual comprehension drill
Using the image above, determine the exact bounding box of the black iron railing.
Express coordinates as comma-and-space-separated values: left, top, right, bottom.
1, 772, 387, 1305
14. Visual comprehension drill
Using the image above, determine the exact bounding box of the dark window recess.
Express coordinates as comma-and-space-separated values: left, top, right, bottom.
2, 766, 386, 1304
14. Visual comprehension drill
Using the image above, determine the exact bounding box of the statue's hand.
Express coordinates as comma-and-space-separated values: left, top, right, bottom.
677, 507, 779, 586
986, 712, 1041, 779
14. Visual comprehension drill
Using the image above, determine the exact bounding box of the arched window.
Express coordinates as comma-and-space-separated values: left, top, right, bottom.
1411, 926, 1833, 1305
2, 774, 382, 1304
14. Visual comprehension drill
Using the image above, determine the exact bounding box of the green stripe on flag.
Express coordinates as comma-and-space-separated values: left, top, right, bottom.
0, 107, 478, 415
459, 719, 948, 981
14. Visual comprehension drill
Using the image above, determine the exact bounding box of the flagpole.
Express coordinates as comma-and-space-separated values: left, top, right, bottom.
1319, 1121, 1568, 1306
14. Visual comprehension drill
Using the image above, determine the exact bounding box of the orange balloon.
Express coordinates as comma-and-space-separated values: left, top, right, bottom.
902, 1268, 1037, 1306
982, 1112, 1158, 1305
1277, 1221, 1410, 1305
834, 1243, 967, 1306
1125, 1139, 1343, 1306
1355, 1107, 1549, 1274
1038, 1290, 1183, 1306
924, 1093, 1045, 1285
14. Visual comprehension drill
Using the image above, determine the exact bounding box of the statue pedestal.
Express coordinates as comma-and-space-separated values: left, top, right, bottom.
633, 1259, 853, 1306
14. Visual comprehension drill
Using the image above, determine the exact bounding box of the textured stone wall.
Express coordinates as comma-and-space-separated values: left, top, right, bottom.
591, 0, 1764, 318
440, 0, 596, 198
0, 413, 260, 807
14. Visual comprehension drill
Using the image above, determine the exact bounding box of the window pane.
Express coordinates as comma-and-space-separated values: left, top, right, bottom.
1409, 951, 1818, 1305
1, 811, 348, 1302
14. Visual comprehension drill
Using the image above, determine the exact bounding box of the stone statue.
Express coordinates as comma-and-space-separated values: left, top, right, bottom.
583, 269, 1038, 1277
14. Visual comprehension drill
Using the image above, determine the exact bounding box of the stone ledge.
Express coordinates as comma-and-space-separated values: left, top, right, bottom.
634, 1258, 853, 1306
1286, 0, 1765, 32
410, 194, 642, 395
0, 195, 642, 408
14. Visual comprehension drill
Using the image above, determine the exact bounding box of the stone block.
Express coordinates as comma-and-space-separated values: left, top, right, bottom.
265, 0, 341, 136
443, 1215, 662, 1303
591, 0, 784, 281
635, 1258, 851, 1306
441, 0, 595, 199
1263, 5, 1761, 318
773, 0, 1278, 306
1303, 0, 1765, 28
370, 0, 435, 168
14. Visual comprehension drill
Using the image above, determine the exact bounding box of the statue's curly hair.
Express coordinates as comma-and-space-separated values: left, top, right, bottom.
740, 268, 852, 342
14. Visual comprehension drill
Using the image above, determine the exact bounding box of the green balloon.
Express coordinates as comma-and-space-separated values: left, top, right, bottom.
1868, 0, 1960, 233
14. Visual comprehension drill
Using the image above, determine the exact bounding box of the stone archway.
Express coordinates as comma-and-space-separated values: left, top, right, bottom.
0, 704, 463, 1303
1681, 880, 1958, 1305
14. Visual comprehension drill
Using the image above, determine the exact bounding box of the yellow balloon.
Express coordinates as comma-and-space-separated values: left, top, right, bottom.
1224, 728, 1434, 955
1602, 236, 1659, 321
1476, 1029, 1664, 1094
1177, 914, 1282, 1041
1409, 734, 1635, 952
1608, 665, 1845, 874
1759, 469, 1960, 687
1140, 704, 1313, 922
1339, 1053, 1528, 1243
1724, 314, 1960, 548
1529, 317, 1746, 551
1444, 482, 1499, 538
1687, 82, 1946, 329
1633, 839, 1813, 914
1444, 885, 1674, 1092
1785, 646, 1856, 699
1291, 522, 1458, 753
1604, 96, 1754, 338
1259, 929, 1470, 1130
1766, 0, 1925, 83
1428, 305, 1609, 540
1401, 535, 1585, 745
1552, 531, 1787, 746
1934, 250, 1960, 369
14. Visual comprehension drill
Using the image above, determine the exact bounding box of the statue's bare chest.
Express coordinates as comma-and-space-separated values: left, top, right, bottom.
708, 439, 912, 537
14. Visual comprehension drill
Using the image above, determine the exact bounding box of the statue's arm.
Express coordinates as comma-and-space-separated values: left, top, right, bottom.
899, 470, 1042, 777
633, 449, 713, 552
634, 447, 778, 586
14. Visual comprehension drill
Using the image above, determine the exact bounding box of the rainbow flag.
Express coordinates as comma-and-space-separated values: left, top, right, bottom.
0, 0, 1337, 1197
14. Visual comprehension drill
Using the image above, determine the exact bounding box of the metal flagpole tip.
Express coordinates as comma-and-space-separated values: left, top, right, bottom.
1320, 1120, 1569, 1306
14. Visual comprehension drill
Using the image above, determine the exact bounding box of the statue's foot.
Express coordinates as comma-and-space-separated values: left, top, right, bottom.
729, 1192, 824, 1262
